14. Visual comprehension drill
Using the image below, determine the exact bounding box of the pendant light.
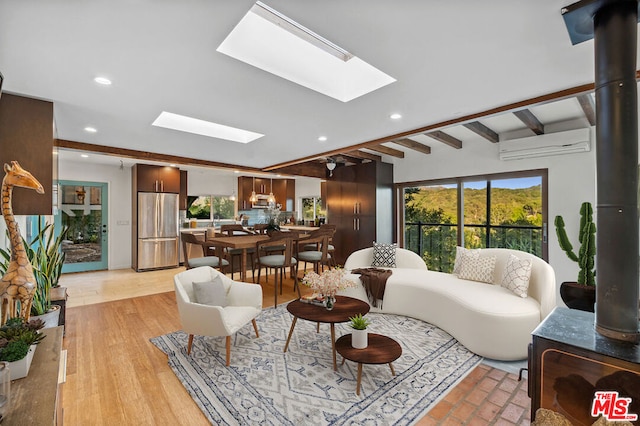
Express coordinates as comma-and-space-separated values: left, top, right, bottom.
267, 178, 276, 204
249, 177, 257, 203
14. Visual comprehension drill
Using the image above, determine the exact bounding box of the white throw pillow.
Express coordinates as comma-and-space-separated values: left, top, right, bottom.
371, 242, 397, 268
457, 255, 497, 284
192, 275, 227, 306
500, 254, 533, 298
452, 246, 480, 275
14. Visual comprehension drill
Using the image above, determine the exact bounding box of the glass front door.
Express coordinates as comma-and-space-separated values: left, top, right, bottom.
55, 180, 108, 272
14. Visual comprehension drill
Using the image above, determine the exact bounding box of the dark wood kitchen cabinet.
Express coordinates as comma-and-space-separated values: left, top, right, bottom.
133, 164, 180, 193
237, 177, 295, 210
326, 161, 393, 265
272, 178, 295, 211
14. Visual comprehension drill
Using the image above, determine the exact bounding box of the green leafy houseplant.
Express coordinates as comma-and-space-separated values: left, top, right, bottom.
0, 317, 45, 362
348, 313, 370, 330
554, 201, 596, 286
0, 218, 68, 316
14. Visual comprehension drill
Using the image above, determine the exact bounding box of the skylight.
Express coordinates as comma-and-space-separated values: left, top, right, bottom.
217, 1, 396, 102
152, 112, 264, 143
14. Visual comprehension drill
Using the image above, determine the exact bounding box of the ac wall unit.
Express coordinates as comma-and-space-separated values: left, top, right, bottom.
499, 128, 591, 161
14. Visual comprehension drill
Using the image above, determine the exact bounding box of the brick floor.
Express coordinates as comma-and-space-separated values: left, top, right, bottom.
416, 364, 531, 425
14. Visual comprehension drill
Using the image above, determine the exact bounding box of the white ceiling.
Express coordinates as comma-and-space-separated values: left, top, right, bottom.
0, 1, 625, 171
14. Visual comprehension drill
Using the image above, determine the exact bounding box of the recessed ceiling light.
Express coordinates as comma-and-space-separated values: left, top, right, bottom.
84, 127, 97, 133
390, 113, 402, 120
234, 170, 240, 173
94, 77, 112, 85
217, 1, 396, 102
152, 111, 264, 143
169, 164, 177, 167
81, 154, 89, 158
318, 136, 328, 142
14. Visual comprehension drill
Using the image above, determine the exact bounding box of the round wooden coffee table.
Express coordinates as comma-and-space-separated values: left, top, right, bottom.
335, 333, 402, 395
283, 296, 370, 371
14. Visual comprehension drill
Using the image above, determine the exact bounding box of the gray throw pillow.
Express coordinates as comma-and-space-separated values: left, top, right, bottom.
192, 275, 227, 306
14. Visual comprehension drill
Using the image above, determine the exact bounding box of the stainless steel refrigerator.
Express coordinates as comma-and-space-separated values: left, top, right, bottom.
137, 192, 179, 271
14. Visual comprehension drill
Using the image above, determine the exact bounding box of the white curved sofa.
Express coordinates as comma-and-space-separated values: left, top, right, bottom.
340, 247, 556, 361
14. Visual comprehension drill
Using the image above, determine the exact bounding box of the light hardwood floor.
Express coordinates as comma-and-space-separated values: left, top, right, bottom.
59, 266, 304, 424
58, 267, 531, 425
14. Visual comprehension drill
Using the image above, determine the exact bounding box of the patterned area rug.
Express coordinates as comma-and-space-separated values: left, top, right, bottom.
151, 305, 482, 425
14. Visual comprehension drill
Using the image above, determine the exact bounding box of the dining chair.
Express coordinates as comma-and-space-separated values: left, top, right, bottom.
181, 232, 229, 272
255, 231, 299, 307
220, 224, 256, 281
302, 224, 336, 268
296, 229, 332, 274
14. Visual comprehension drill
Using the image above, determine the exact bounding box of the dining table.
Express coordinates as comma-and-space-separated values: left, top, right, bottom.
205, 234, 270, 282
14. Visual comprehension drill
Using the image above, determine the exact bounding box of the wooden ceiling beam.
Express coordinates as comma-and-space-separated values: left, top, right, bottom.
425, 130, 462, 149
366, 144, 405, 158
392, 138, 431, 155
55, 139, 263, 172
577, 93, 596, 126
344, 150, 382, 162
268, 162, 327, 179
463, 121, 499, 143
513, 109, 545, 135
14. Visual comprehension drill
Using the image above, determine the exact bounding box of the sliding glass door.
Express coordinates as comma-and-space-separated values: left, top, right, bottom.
400, 170, 547, 272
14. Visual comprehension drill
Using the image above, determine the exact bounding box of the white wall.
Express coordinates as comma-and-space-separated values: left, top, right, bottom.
293, 177, 322, 218
392, 126, 597, 305
58, 159, 132, 270
187, 168, 237, 196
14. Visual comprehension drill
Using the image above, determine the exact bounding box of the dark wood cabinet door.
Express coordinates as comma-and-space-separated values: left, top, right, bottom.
157, 166, 180, 193
334, 165, 357, 216
135, 164, 180, 193
356, 215, 376, 248
333, 214, 358, 265
272, 179, 287, 207
255, 178, 269, 195
238, 177, 255, 210
356, 162, 376, 215
135, 164, 159, 192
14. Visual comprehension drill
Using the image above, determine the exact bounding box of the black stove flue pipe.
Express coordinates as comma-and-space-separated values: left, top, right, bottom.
563, 0, 640, 343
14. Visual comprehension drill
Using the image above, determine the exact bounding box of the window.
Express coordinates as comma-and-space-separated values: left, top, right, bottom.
301, 197, 325, 222
400, 170, 547, 272
186, 195, 235, 220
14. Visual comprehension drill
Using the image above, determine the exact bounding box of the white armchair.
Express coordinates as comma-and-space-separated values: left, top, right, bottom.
174, 266, 262, 366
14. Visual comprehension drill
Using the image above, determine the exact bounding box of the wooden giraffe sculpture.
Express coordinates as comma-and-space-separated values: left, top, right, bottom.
0, 161, 44, 324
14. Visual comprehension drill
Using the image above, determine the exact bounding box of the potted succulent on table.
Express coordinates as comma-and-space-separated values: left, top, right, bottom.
0, 317, 46, 379
554, 201, 596, 312
349, 313, 370, 349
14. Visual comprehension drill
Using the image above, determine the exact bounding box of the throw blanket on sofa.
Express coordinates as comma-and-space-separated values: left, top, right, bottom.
351, 267, 393, 308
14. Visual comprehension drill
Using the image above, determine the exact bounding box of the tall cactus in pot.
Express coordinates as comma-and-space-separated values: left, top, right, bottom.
554, 201, 596, 286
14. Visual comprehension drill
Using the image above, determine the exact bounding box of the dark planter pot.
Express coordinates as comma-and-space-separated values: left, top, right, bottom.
560, 281, 596, 313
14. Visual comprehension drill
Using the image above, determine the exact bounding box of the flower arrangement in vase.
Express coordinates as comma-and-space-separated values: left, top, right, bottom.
302, 268, 356, 310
